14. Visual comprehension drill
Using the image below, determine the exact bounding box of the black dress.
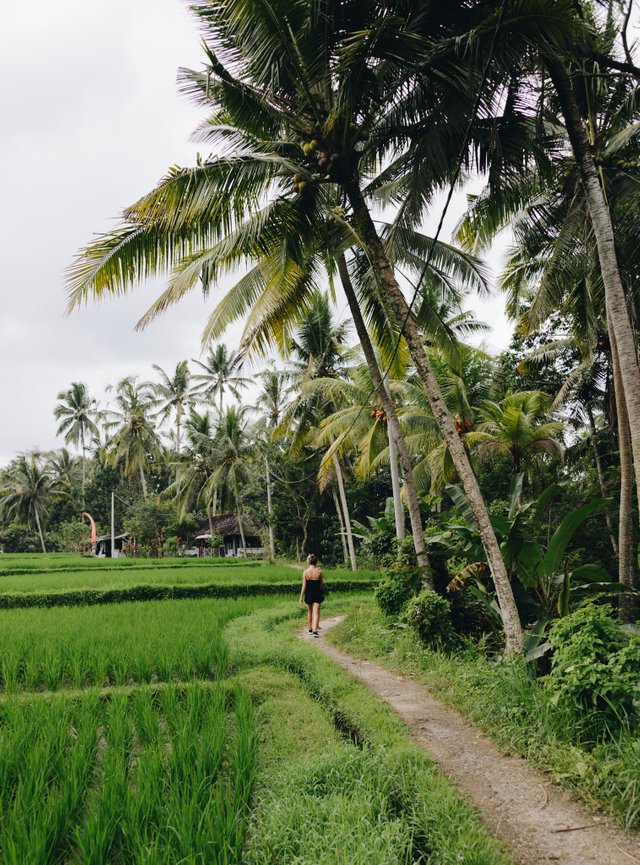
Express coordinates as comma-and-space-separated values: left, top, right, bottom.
304, 578, 324, 604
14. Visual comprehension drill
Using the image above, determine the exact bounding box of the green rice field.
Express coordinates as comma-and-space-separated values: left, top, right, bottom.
0, 555, 375, 595
0, 554, 513, 865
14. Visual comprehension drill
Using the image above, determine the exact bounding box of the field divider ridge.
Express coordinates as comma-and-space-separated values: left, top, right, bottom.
0, 579, 378, 609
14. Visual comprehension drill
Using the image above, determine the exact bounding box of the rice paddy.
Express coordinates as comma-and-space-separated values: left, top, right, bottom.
0, 554, 514, 864
0, 684, 255, 865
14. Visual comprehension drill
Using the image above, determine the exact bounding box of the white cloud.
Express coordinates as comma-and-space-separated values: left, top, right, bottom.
0, 0, 517, 466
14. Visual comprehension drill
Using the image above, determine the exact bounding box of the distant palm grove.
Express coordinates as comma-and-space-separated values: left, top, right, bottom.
2, 0, 640, 656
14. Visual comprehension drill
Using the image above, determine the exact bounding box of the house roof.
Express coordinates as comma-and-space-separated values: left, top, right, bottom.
95, 533, 129, 543
195, 513, 262, 539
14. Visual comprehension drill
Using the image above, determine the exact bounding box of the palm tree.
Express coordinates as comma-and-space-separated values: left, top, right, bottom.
47, 448, 82, 494
167, 409, 220, 533
66, 0, 570, 650
104, 378, 160, 498
53, 382, 99, 507
278, 293, 358, 570
0, 453, 57, 553
151, 360, 192, 454
253, 368, 291, 562
459, 34, 640, 602
210, 406, 254, 554
192, 345, 250, 413
466, 392, 564, 475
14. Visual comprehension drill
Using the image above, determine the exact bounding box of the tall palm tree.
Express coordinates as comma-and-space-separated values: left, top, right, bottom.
65, 0, 577, 650
210, 406, 254, 554
167, 409, 220, 533
253, 368, 291, 562
459, 32, 640, 599
192, 345, 250, 413
151, 360, 192, 454
104, 378, 160, 498
53, 382, 99, 507
278, 293, 358, 570
0, 453, 57, 553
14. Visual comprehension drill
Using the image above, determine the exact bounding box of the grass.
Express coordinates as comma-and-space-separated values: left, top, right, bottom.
0, 683, 256, 865
226, 603, 514, 865
328, 597, 640, 831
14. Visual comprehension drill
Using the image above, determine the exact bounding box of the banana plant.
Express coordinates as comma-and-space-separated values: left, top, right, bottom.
428, 474, 612, 627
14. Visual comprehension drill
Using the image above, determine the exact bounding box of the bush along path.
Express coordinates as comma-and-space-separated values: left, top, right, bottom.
308, 617, 640, 865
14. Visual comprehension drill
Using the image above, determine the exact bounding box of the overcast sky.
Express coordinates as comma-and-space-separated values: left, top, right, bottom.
0, 0, 514, 466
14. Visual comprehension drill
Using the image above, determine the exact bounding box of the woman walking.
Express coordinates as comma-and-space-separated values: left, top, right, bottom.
299, 553, 324, 637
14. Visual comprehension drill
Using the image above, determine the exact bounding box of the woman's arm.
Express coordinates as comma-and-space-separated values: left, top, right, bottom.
299, 571, 307, 603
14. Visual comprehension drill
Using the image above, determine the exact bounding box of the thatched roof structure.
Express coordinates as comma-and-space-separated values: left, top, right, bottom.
195, 513, 262, 539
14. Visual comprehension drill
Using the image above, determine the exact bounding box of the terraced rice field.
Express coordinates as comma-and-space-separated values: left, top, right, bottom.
0, 554, 512, 865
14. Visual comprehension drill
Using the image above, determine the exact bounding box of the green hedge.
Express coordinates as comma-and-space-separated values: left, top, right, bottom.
0, 580, 378, 609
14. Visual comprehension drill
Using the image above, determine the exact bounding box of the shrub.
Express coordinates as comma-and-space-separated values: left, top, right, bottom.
545, 604, 640, 742
374, 563, 421, 617
403, 590, 454, 648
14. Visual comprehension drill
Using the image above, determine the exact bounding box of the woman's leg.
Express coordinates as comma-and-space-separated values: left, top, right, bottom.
307, 604, 313, 630
311, 603, 321, 632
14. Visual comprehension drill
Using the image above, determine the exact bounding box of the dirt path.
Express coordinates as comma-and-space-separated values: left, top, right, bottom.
306, 617, 640, 865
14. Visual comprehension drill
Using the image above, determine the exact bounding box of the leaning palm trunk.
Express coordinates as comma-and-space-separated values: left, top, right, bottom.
346, 181, 522, 652
586, 406, 617, 555
611, 328, 637, 621
264, 456, 276, 562
384, 377, 406, 542
33, 504, 46, 554
80, 426, 86, 510
336, 255, 433, 586
331, 446, 357, 571
332, 487, 349, 565
547, 59, 640, 503
139, 466, 148, 499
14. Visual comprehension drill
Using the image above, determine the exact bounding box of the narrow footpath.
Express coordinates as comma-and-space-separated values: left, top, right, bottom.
306, 617, 640, 865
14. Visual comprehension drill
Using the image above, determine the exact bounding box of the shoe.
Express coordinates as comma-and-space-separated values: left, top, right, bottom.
312, 631, 319, 638
308, 629, 313, 634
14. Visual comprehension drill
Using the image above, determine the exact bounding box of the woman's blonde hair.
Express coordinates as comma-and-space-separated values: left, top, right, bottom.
307, 553, 317, 565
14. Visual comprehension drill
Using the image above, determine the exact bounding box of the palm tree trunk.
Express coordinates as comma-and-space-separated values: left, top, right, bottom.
212, 487, 218, 517
383, 377, 406, 542
611, 329, 637, 621
208, 506, 215, 539
264, 455, 276, 562
586, 405, 617, 555
237, 513, 247, 556
34, 504, 46, 554
139, 466, 148, 499
547, 59, 640, 501
80, 426, 86, 510
346, 180, 522, 652
336, 254, 432, 585
332, 486, 349, 565
176, 407, 182, 455
331, 447, 357, 571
